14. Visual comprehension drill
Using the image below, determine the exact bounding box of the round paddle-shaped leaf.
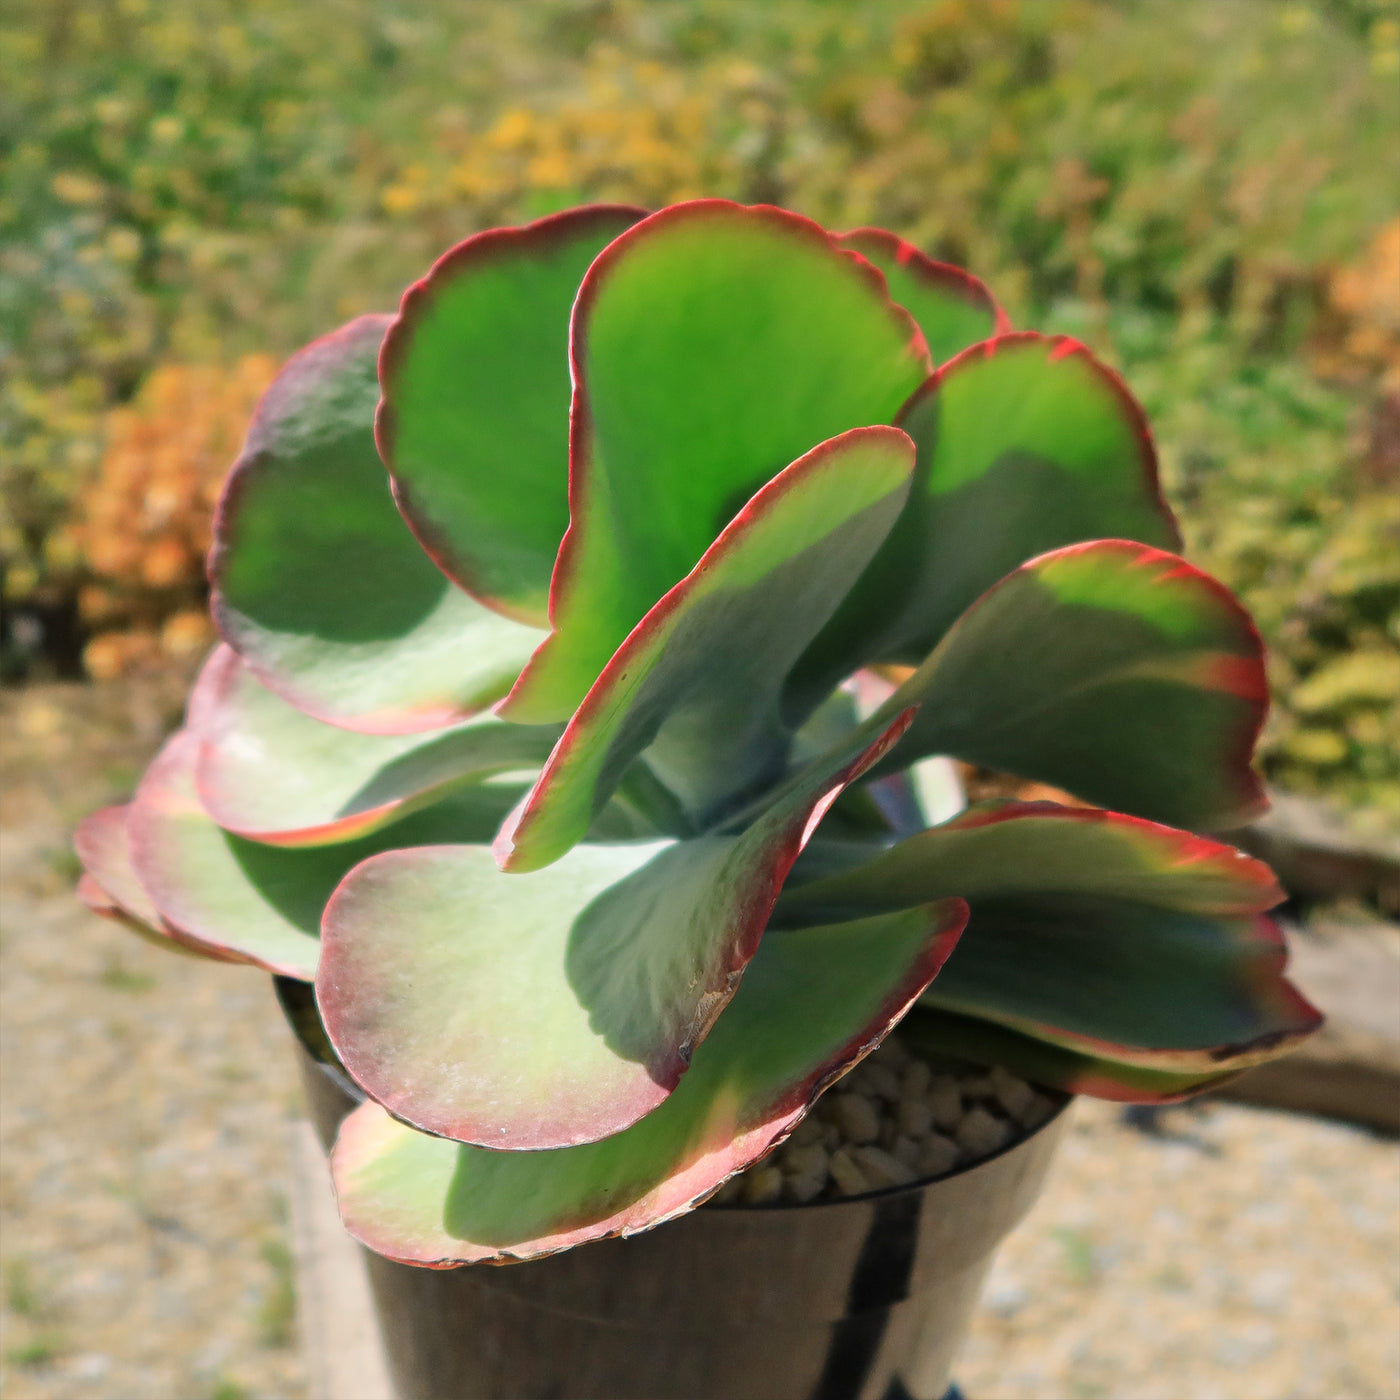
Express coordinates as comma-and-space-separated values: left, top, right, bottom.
211, 314, 543, 734
500, 200, 932, 723
836, 227, 1007, 365
870, 540, 1269, 830
331, 900, 967, 1265
126, 732, 530, 981
377, 205, 647, 622
190, 646, 560, 848
318, 710, 917, 1149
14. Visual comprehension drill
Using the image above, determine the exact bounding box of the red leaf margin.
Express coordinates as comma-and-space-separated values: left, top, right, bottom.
329, 895, 970, 1267
375, 203, 650, 625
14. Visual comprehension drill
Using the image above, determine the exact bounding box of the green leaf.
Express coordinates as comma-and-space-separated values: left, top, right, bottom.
126, 732, 529, 981
191, 646, 560, 847
330, 901, 967, 1265
318, 709, 919, 1150
495, 425, 915, 872
500, 200, 931, 723
779, 799, 1316, 1082
837, 227, 1006, 365
378, 205, 647, 622
873, 540, 1269, 830
779, 801, 1283, 923
211, 314, 543, 734
921, 900, 1319, 1075
790, 333, 1181, 705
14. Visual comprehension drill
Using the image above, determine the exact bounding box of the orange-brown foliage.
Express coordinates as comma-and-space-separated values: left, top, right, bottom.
64, 356, 276, 679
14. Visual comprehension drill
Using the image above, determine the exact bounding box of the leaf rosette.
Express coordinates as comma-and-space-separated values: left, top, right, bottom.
78, 201, 1320, 1266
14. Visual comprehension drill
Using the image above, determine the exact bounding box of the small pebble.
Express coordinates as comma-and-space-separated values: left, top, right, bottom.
786, 1170, 827, 1203
990, 1065, 1035, 1120
831, 1092, 881, 1144
916, 1133, 960, 1177
901, 1059, 932, 1100
740, 1165, 784, 1205
709, 1035, 1065, 1206
961, 1073, 999, 1101
1017, 1091, 1056, 1130
853, 1144, 918, 1188
829, 1147, 872, 1196
781, 1143, 829, 1180
956, 1105, 1013, 1158
860, 1061, 902, 1101
892, 1135, 922, 1170
896, 1097, 934, 1139
927, 1075, 963, 1130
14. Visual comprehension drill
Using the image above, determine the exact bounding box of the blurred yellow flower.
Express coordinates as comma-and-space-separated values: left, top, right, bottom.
51, 172, 104, 205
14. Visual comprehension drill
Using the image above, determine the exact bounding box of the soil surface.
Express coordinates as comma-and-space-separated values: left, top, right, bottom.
2, 677, 1397, 1400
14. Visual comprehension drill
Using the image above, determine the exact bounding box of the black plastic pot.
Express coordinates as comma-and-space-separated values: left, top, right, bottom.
279, 978, 1068, 1400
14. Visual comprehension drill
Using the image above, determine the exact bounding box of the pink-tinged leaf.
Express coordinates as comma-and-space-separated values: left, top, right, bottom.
190, 646, 559, 847
128, 734, 323, 978
790, 333, 1182, 708
211, 314, 543, 734
126, 733, 530, 981
870, 540, 1269, 830
499, 199, 932, 723
331, 900, 967, 1265
74, 804, 246, 963
837, 228, 1008, 365
74, 804, 162, 928
494, 425, 915, 872
377, 205, 648, 623
318, 710, 917, 1150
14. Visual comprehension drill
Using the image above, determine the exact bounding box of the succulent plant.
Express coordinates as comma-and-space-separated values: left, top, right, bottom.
77, 200, 1320, 1266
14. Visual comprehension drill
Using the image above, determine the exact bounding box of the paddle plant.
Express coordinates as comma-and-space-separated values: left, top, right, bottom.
77, 201, 1320, 1266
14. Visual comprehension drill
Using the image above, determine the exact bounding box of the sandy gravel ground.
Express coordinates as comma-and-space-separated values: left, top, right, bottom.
2, 678, 1397, 1400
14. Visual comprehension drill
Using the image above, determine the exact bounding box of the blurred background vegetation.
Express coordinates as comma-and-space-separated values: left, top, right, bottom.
2, 0, 1397, 827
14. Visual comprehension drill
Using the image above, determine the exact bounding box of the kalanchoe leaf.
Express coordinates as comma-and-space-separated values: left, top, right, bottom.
377, 205, 648, 623
126, 732, 531, 982
495, 425, 916, 872
127, 735, 323, 978
870, 539, 1269, 830
75, 804, 249, 963
836, 228, 1008, 365
789, 334, 1181, 709
499, 200, 932, 724
779, 801, 1284, 922
75, 804, 163, 929
211, 314, 544, 734
922, 904, 1320, 1077
330, 902, 968, 1266
190, 646, 561, 848
779, 801, 1317, 1081
318, 710, 917, 1150
898, 1005, 1246, 1104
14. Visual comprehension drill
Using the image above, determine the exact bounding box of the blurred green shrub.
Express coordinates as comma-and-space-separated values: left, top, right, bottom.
1, 0, 1395, 819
